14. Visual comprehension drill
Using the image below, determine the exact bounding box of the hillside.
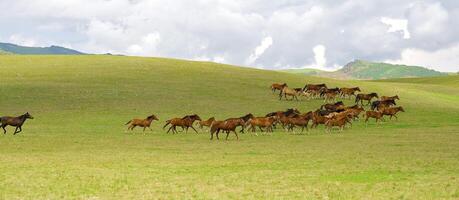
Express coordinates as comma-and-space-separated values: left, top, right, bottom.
0, 42, 85, 55
0, 55, 458, 199
279, 68, 327, 76
282, 60, 446, 80
0, 49, 12, 55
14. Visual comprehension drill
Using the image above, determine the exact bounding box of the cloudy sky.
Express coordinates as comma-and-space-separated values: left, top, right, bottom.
1, 0, 458, 72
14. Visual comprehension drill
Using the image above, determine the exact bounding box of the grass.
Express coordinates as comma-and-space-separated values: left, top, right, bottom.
0, 55, 458, 199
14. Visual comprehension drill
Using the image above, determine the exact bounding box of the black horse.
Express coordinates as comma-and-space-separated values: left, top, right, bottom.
0, 112, 34, 135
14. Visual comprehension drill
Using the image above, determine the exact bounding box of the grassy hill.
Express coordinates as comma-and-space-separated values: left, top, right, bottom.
282, 60, 446, 80
0, 42, 85, 55
0, 55, 458, 199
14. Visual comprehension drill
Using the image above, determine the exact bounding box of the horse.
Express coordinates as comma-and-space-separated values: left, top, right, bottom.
355, 93, 378, 105
381, 95, 400, 101
343, 106, 365, 121
364, 111, 384, 125
271, 83, 287, 93
199, 117, 216, 130
371, 99, 396, 111
125, 114, 159, 132
266, 109, 300, 128
0, 112, 34, 135
286, 111, 313, 133
340, 87, 361, 99
381, 106, 405, 120
323, 90, 339, 103
163, 114, 201, 134
303, 83, 327, 92
324, 113, 351, 132
279, 87, 299, 101
321, 101, 345, 112
246, 116, 278, 135
223, 113, 254, 133
311, 110, 328, 128
210, 118, 245, 140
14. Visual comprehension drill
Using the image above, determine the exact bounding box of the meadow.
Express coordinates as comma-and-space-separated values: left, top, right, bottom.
0, 55, 458, 199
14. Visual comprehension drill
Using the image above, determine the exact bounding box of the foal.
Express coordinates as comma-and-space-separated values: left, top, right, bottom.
0, 112, 34, 135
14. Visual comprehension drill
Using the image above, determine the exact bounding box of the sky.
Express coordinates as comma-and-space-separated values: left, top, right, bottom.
0, 0, 458, 72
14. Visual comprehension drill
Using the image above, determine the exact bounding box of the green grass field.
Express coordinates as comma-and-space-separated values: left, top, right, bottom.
0, 55, 458, 199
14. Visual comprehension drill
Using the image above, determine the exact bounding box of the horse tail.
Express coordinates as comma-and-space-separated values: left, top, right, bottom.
163, 120, 171, 130
125, 120, 132, 125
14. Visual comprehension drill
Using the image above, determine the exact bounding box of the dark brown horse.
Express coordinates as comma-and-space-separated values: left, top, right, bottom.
163, 114, 201, 134
303, 83, 327, 92
125, 114, 159, 132
0, 112, 34, 135
381, 106, 405, 120
311, 110, 328, 128
355, 93, 379, 105
224, 113, 254, 133
320, 101, 345, 112
371, 99, 396, 111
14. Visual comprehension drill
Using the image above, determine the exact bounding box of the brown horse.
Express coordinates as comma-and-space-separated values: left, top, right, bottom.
311, 110, 328, 128
286, 111, 313, 132
364, 111, 384, 124
303, 83, 327, 92
340, 87, 361, 99
381, 106, 405, 120
271, 83, 287, 93
210, 118, 245, 140
344, 106, 365, 121
0, 112, 34, 135
247, 116, 278, 135
163, 114, 202, 134
321, 101, 345, 112
325, 115, 350, 132
125, 114, 159, 132
371, 99, 396, 111
199, 117, 215, 130
279, 87, 299, 101
381, 95, 400, 101
355, 93, 379, 105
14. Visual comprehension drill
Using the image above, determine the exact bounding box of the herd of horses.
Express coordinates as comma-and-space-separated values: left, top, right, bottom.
0, 83, 404, 139
124, 83, 404, 140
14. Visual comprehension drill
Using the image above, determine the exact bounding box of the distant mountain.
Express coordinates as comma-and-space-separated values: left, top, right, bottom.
279, 68, 327, 76
0, 49, 12, 55
281, 60, 447, 80
0, 42, 85, 55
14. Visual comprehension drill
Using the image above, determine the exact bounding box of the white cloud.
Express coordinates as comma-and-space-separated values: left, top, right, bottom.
313, 45, 326, 68
386, 44, 459, 72
8, 34, 37, 46
246, 36, 273, 65
381, 17, 410, 39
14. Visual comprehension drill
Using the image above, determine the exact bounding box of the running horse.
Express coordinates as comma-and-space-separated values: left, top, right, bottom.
0, 112, 34, 135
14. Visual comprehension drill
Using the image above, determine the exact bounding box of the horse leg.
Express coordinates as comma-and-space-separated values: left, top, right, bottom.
143, 127, 146, 132
226, 131, 229, 140
13, 127, 19, 135
191, 126, 198, 134
234, 131, 239, 140
2, 125, 7, 134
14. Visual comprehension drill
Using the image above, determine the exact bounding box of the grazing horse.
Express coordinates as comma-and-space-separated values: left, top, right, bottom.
381, 95, 400, 101
163, 114, 201, 134
279, 87, 299, 101
0, 112, 34, 135
355, 93, 378, 105
247, 116, 278, 135
371, 99, 396, 111
199, 117, 216, 130
286, 111, 313, 132
381, 106, 405, 120
271, 83, 287, 93
321, 101, 345, 112
210, 118, 245, 140
340, 87, 361, 99
125, 114, 159, 132
364, 111, 384, 124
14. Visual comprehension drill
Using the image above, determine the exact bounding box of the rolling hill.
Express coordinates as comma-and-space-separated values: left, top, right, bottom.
0, 55, 458, 199
282, 60, 447, 80
0, 42, 85, 55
